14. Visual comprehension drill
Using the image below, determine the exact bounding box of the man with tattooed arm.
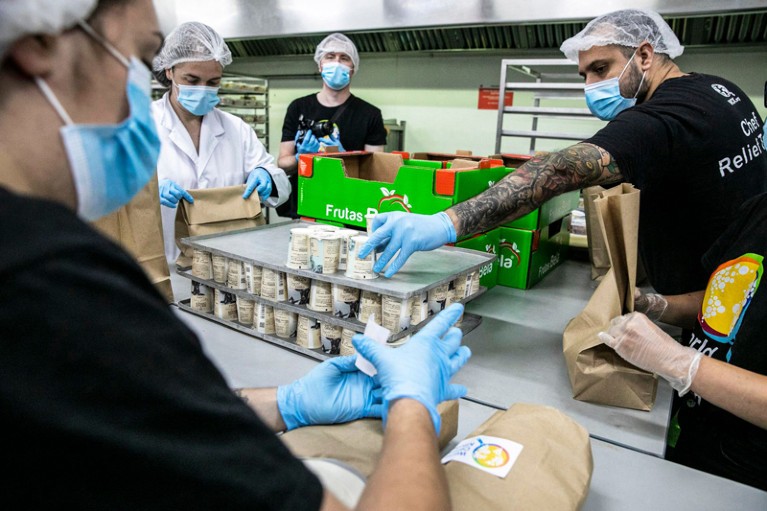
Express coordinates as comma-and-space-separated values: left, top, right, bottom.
360, 8, 767, 296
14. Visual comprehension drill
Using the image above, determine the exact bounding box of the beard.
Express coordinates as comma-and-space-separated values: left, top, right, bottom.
620, 59, 649, 103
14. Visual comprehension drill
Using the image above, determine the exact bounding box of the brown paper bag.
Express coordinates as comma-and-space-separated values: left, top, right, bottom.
91, 175, 174, 303
174, 184, 265, 268
280, 400, 459, 478
562, 183, 658, 411
445, 403, 592, 511
583, 185, 610, 280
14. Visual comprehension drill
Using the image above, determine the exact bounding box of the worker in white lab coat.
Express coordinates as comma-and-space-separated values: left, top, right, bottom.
152, 21, 290, 262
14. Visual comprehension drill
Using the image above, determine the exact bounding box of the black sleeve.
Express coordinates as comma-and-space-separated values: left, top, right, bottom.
281, 98, 303, 143
584, 106, 675, 187
365, 106, 388, 147
0, 221, 323, 509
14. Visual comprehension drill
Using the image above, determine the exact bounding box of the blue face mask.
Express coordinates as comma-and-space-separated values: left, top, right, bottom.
321, 62, 352, 90
175, 83, 220, 116
35, 21, 160, 221
584, 50, 646, 121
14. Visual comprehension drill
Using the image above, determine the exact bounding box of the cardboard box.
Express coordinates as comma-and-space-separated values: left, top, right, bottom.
497, 219, 570, 289
455, 229, 500, 289
296, 152, 510, 229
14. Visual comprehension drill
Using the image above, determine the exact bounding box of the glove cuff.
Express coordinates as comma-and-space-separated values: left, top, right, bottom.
382, 396, 441, 435
673, 351, 703, 397
436, 212, 458, 244
276, 384, 305, 431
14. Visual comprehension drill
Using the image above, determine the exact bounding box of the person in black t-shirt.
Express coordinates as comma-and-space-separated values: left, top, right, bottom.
360, 9, 767, 296
277, 33, 387, 218
600, 193, 767, 490
0, 2, 469, 509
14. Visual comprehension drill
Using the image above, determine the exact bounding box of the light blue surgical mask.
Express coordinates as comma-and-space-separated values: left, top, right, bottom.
584, 50, 646, 121
35, 20, 160, 221
175, 83, 220, 116
321, 62, 352, 90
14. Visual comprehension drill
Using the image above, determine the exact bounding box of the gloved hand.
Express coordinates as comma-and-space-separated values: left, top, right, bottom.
358, 212, 457, 278
352, 303, 471, 434
276, 355, 383, 431
295, 130, 321, 161
322, 132, 346, 152
159, 179, 193, 208
598, 312, 703, 396
633, 288, 668, 321
243, 167, 272, 200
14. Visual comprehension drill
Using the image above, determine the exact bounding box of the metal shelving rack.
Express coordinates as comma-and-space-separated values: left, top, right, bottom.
494, 58, 604, 154
218, 76, 270, 147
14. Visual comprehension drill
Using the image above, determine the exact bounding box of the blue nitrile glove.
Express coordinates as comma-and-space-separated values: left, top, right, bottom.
243, 167, 272, 200
277, 355, 383, 431
358, 211, 457, 278
322, 132, 346, 152
159, 179, 194, 208
352, 303, 471, 434
295, 130, 321, 161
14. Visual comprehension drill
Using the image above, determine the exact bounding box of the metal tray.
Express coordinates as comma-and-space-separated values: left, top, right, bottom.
179, 220, 496, 299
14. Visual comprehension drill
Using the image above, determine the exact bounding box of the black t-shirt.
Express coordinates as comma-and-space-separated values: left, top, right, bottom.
0, 188, 323, 509
278, 93, 387, 218
586, 73, 767, 294
668, 192, 767, 490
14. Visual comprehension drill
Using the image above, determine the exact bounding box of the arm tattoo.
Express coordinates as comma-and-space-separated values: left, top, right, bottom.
451, 143, 621, 236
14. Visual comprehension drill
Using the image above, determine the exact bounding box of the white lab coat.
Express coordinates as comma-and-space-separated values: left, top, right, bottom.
153, 93, 290, 262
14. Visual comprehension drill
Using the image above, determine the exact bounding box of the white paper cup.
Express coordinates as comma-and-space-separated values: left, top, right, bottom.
245, 263, 263, 296
382, 295, 412, 333
332, 283, 360, 319
310, 232, 341, 274
410, 291, 429, 326
357, 290, 382, 323
191, 250, 213, 280
211, 254, 229, 284
308, 224, 340, 233
274, 309, 298, 338
236, 297, 255, 325
467, 270, 480, 296
339, 328, 356, 356
320, 322, 343, 354
345, 235, 378, 280
286, 227, 312, 269
337, 229, 360, 271
286, 273, 311, 305
387, 334, 411, 347
365, 213, 377, 235
260, 268, 287, 301
254, 303, 275, 335
297, 315, 322, 349
453, 273, 470, 300
226, 259, 247, 290
214, 288, 238, 321
427, 283, 450, 316
190, 281, 213, 313
307, 279, 333, 312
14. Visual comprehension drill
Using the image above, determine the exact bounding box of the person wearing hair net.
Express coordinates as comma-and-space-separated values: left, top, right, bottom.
361, 9, 766, 298
152, 21, 291, 263
276, 33, 387, 219
0, 1, 471, 508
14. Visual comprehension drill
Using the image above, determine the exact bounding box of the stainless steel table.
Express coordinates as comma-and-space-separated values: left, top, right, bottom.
459, 259, 674, 457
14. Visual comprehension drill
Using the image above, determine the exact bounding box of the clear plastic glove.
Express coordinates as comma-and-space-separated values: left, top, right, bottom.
295, 130, 321, 161
159, 179, 193, 208
352, 303, 471, 434
243, 167, 272, 200
276, 355, 383, 431
633, 288, 668, 321
322, 132, 346, 152
358, 211, 457, 278
598, 312, 702, 396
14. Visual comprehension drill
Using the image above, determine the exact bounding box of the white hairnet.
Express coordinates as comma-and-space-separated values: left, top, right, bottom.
560, 9, 684, 63
314, 33, 360, 72
0, 0, 97, 59
153, 21, 232, 73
